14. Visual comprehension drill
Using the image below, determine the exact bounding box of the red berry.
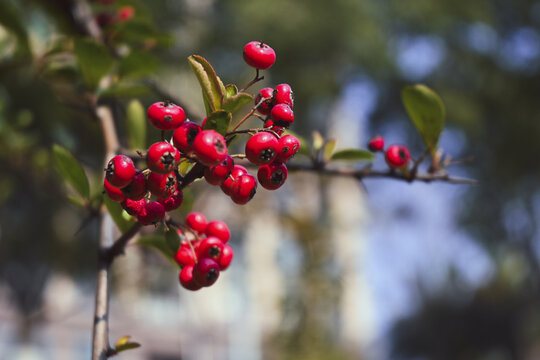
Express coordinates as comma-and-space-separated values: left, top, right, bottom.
275, 134, 300, 163
147, 101, 186, 131
137, 201, 165, 226
174, 245, 197, 267
105, 155, 136, 188
117, 5, 135, 22
186, 212, 207, 233
205, 220, 230, 243
121, 170, 147, 200
218, 244, 234, 271
368, 136, 385, 152
385, 144, 411, 169
147, 172, 177, 198
255, 87, 275, 115
257, 162, 288, 190
270, 104, 294, 128
245, 132, 279, 165
263, 119, 285, 136
274, 83, 294, 108
147, 142, 180, 174
192, 130, 228, 166
201, 117, 207, 128
179, 265, 202, 291
197, 236, 225, 261
220, 165, 248, 196
158, 190, 183, 211
122, 198, 146, 216
172, 122, 202, 156
204, 155, 234, 186
104, 178, 126, 202
230, 174, 257, 205
193, 258, 220, 287
243, 41, 276, 70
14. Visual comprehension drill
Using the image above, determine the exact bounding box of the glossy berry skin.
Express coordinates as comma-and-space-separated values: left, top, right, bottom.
104, 178, 126, 202
257, 162, 288, 190
204, 155, 234, 186
147, 142, 180, 174
179, 265, 202, 291
245, 132, 279, 165
172, 122, 202, 156
274, 83, 294, 108
193, 130, 228, 166
270, 104, 294, 128
158, 190, 183, 211
220, 165, 248, 196
230, 174, 257, 205
147, 101, 186, 131
255, 87, 275, 115
174, 246, 197, 267
243, 41, 276, 70
368, 136, 385, 152
263, 119, 285, 136
275, 134, 300, 163
186, 212, 207, 233
205, 220, 230, 243
121, 170, 147, 200
147, 172, 177, 199
105, 155, 136, 188
137, 201, 165, 226
218, 244, 234, 271
122, 198, 146, 216
385, 144, 411, 169
193, 258, 220, 287
197, 236, 225, 262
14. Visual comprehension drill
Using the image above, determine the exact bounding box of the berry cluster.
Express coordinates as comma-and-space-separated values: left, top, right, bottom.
175, 212, 233, 291
367, 136, 411, 171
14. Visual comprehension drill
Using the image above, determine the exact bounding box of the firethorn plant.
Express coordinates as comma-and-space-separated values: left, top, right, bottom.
51, 23, 476, 356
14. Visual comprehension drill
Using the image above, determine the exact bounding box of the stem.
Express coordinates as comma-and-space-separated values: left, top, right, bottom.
239, 68, 264, 93
231, 97, 270, 132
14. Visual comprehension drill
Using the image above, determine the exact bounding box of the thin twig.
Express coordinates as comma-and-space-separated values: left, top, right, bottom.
239, 68, 264, 93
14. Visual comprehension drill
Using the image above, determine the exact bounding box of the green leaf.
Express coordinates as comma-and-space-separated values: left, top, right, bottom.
115, 335, 141, 354
222, 92, 252, 114
67, 194, 86, 207
126, 100, 146, 150
188, 55, 226, 113
136, 235, 177, 265
331, 149, 375, 161
225, 84, 238, 97
103, 196, 134, 233
73, 38, 114, 90
52, 144, 90, 199
323, 139, 336, 163
0, 1, 30, 55
118, 51, 159, 79
401, 84, 446, 153
203, 110, 232, 135
178, 161, 194, 176
165, 229, 181, 254
312, 131, 324, 153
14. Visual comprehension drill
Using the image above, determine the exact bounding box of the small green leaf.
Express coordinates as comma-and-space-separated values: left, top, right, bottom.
73, 38, 114, 90
225, 84, 238, 97
126, 100, 146, 150
331, 149, 375, 161
222, 92, 252, 114
67, 194, 86, 207
203, 110, 232, 135
115, 335, 141, 354
118, 51, 159, 79
323, 139, 336, 163
188, 55, 226, 113
52, 144, 90, 199
103, 196, 134, 233
312, 131, 324, 153
401, 84, 446, 153
136, 235, 177, 265
165, 229, 181, 253
178, 161, 194, 176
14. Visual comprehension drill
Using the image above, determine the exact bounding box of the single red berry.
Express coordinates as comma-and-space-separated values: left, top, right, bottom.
220, 165, 248, 196
204, 155, 234, 186
197, 236, 225, 262
368, 136, 385, 152
122, 198, 146, 216
186, 212, 207, 233
192, 130, 228, 166
104, 178, 126, 202
205, 220, 230, 243
147, 142, 181, 174
263, 119, 285, 136
218, 244, 234, 271
255, 87, 275, 115
172, 122, 202, 156
274, 83, 294, 108
193, 258, 220, 287
179, 265, 202, 291
147, 101, 186, 131
257, 162, 288, 190
158, 190, 183, 212
105, 155, 136, 188
230, 174, 257, 205
275, 134, 300, 163
137, 201, 165, 226
147, 172, 177, 198
174, 246, 197, 267
121, 170, 147, 200
270, 104, 294, 128
243, 41, 276, 70
245, 132, 279, 165
385, 144, 411, 169
117, 5, 135, 22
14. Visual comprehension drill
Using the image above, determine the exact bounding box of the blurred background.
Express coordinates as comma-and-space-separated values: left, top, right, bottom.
1, 0, 539, 359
